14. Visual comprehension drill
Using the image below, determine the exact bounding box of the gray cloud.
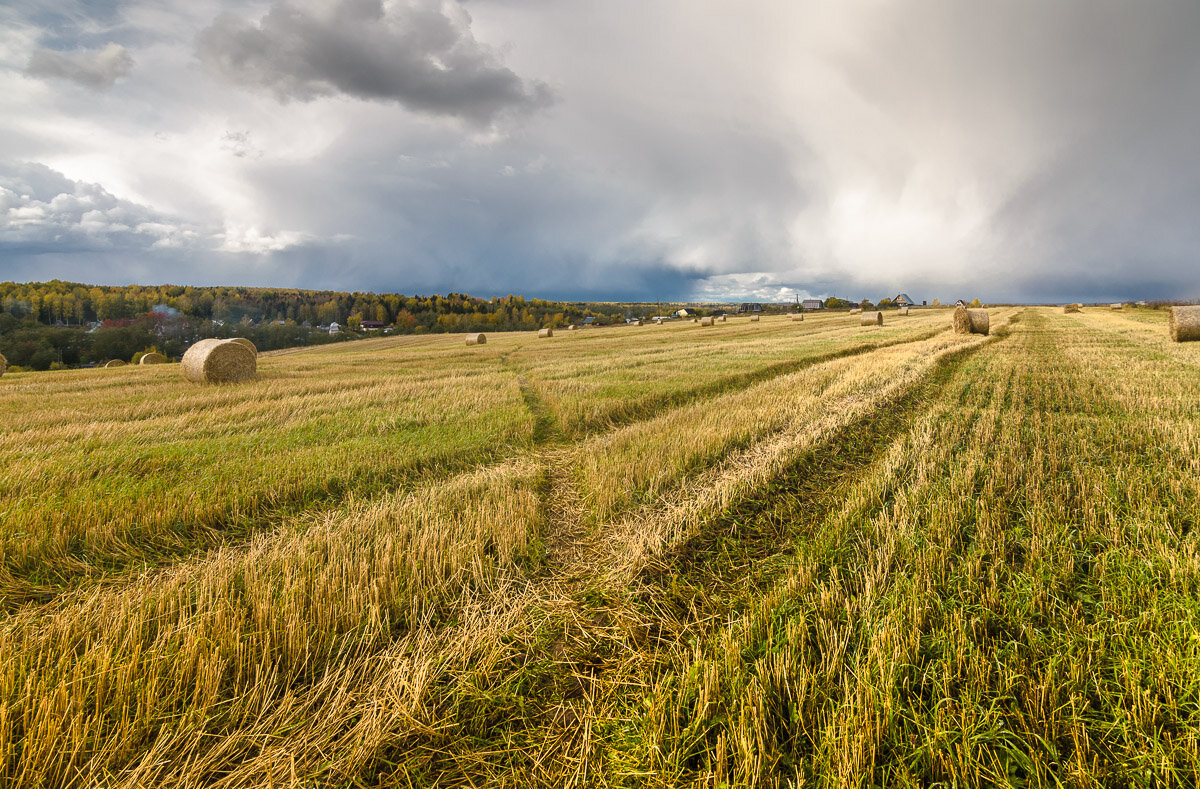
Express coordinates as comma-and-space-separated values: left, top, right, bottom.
195, 0, 552, 124
5, 1, 1200, 303
25, 42, 133, 90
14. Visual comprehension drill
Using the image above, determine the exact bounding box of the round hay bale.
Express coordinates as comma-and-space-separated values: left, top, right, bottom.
953, 306, 989, 335
630, 319, 642, 326
228, 337, 258, 356
850, 308, 862, 315
718, 316, 726, 322
1169, 305, 1200, 342
181, 338, 257, 383
700, 316, 714, 326
789, 313, 803, 321
1110, 303, 1124, 310
538, 328, 553, 338
466, 333, 487, 346
750, 315, 759, 322
567, 324, 576, 331
1064, 303, 1082, 313
898, 307, 910, 316
139, 352, 168, 365
104, 359, 127, 368
0, 351, 6, 378
861, 311, 883, 326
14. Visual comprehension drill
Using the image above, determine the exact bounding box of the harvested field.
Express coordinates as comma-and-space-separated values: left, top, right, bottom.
3, 306, 1200, 787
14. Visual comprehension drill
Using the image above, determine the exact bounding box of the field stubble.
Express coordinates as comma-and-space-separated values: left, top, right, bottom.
4, 308, 1200, 786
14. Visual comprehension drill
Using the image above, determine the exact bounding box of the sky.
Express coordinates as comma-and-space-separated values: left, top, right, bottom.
2, 0, 1199, 304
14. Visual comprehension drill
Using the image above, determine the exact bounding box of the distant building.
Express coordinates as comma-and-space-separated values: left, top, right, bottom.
893, 293, 915, 307
582, 316, 596, 325
737, 303, 763, 313
359, 320, 386, 330
329, 322, 341, 334
801, 299, 824, 311
676, 309, 690, 318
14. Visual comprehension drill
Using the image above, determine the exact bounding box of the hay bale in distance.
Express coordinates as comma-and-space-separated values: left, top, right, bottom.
181, 339, 256, 383
630, 319, 642, 326
850, 308, 862, 315
466, 333, 487, 346
953, 306, 989, 335
898, 307, 910, 316
1064, 303, 1082, 313
1110, 303, 1124, 310
537, 328, 553, 338
228, 337, 258, 356
750, 315, 759, 322
789, 313, 804, 321
700, 316, 714, 326
567, 324, 576, 331
861, 311, 883, 326
719, 316, 726, 322
1169, 306, 1200, 342
104, 359, 126, 368
139, 352, 168, 365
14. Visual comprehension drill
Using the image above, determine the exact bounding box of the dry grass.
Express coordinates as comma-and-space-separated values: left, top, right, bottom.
6, 307, 1199, 787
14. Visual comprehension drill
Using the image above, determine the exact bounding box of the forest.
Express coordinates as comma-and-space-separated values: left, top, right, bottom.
0, 280, 641, 369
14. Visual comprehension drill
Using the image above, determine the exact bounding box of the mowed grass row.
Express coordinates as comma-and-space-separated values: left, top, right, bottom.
0, 342, 535, 603
0, 461, 544, 787
506, 309, 951, 436
568, 319, 1011, 538
617, 308, 1200, 786
0, 311, 945, 603
0, 311, 977, 787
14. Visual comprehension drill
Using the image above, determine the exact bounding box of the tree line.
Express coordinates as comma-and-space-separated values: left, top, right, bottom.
0, 280, 640, 370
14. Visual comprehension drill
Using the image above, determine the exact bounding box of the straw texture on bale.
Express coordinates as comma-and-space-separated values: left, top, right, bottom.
1110, 303, 1124, 310
1064, 304, 1082, 313
466, 333, 487, 346
861, 311, 883, 326
953, 306, 990, 335
181, 339, 257, 383
750, 315, 759, 322
139, 352, 168, 365
228, 337, 258, 356
898, 307, 910, 316
104, 359, 126, 368
700, 316, 714, 326
0, 351, 6, 378
538, 328, 553, 338
1169, 306, 1200, 342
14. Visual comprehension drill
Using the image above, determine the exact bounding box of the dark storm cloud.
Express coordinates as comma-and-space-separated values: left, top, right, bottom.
829, 0, 1200, 302
25, 42, 133, 90
195, 0, 553, 124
